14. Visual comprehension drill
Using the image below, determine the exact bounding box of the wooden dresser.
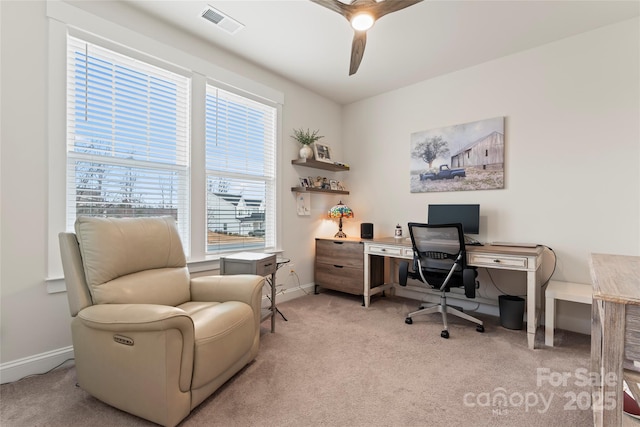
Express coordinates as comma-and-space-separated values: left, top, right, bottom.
315, 237, 384, 302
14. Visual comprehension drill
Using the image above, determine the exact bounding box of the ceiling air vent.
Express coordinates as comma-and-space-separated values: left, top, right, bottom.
201, 5, 244, 35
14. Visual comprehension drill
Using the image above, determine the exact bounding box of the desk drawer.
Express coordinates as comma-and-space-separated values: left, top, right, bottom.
368, 244, 412, 258
254, 258, 277, 276
316, 240, 363, 268
468, 253, 528, 269
315, 263, 363, 295
220, 254, 276, 276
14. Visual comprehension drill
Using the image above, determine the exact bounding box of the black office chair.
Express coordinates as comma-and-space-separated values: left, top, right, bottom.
399, 222, 484, 339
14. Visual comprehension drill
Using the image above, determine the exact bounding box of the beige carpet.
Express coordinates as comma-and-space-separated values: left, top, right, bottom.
1, 291, 633, 426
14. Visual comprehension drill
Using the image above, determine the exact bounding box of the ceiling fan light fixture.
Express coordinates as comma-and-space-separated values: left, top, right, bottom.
350, 12, 375, 31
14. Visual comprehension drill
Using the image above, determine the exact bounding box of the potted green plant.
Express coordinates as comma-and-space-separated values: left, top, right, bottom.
292, 128, 323, 159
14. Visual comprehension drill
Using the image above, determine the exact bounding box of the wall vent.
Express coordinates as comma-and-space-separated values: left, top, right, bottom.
201, 5, 244, 35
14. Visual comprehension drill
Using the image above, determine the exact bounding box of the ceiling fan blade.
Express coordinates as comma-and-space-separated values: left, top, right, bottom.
309, 0, 351, 20
372, 0, 423, 20
310, 0, 423, 76
349, 31, 367, 76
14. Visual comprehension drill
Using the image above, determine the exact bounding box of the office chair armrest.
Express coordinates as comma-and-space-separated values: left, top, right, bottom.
399, 261, 409, 286
463, 268, 477, 299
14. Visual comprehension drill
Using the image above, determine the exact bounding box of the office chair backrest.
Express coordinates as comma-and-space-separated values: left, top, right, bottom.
407, 222, 466, 272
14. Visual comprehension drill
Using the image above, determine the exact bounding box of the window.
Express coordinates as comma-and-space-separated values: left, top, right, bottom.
205, 85, 276, 254
66, 36, 190, 249
65, 33, 278, 259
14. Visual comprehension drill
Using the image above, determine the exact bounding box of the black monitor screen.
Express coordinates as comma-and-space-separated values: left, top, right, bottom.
428, 204, 480, 235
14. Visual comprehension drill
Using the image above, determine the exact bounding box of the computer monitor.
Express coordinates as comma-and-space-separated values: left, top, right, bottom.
427, 204, 480, 235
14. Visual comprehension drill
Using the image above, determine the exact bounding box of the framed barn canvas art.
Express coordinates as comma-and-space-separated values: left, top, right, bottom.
410, 117, 505, 193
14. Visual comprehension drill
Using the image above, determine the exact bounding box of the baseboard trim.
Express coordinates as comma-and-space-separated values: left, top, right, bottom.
1, 346, 75, 385
3, 283, 313, 385
277, 283, 315, 303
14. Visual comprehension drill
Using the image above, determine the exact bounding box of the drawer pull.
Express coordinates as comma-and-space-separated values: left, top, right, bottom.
333, 265, 344, 268
333, 241, 344, 245
493, 259, 501, 263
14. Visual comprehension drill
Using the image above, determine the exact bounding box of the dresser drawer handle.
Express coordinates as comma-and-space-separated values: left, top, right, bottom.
333, 241, 344, 245
493, 259, 501, 263
333, 265, 344, 268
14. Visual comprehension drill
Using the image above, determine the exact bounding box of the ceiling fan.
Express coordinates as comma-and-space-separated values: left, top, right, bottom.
310, 0, 423, 76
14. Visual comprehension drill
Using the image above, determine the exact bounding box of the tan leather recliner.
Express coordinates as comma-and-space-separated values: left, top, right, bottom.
58, 216, 264, 427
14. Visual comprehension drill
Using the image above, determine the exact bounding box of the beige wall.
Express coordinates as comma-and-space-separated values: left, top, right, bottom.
341, 17, 640, 332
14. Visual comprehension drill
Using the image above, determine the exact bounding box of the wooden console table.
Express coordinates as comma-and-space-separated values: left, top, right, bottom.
590, 253, 640, 426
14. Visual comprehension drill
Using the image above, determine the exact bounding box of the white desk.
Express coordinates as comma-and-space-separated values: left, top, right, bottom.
363, 237, 545, 349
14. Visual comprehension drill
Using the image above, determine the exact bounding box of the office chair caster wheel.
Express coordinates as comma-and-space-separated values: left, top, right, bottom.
441, 330, 449, 339
405, 317, 413, 325
476, 325, 485, 333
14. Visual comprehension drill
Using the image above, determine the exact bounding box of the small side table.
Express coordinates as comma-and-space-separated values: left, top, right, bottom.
220, 252, 279, 332
270, 257, 290, 323
544, 280, 592, 347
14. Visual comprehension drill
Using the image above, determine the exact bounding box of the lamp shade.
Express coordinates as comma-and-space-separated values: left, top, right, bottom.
328, 201, 354, 219
328, 201, 353, 238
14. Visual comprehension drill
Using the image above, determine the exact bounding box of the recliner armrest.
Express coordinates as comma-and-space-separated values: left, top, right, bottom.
75, 304, 195, 393
77, 304, 194, 334
190, 275, 264, 327
191, 275, 263, 304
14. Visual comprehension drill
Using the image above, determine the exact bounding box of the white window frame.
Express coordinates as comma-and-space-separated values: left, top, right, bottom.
65, 35, 191, 251
205, 83, 277, 255
46, 1, 284, 292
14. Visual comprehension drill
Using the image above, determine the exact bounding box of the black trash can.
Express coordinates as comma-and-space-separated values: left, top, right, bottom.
499, 295, 525, 330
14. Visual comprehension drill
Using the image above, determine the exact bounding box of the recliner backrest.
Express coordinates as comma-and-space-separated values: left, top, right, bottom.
59, 232, 93, 316
74, 216, 190, 306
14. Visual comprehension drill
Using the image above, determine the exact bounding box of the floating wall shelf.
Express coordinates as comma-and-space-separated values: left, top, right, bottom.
290, 186, 349, 195
291, 159, 349, 172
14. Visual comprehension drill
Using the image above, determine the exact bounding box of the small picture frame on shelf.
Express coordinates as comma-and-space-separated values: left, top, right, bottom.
337, 181, 346, 191
330, 179, 338, 191
313, 142, 333, 163
299, 177, 310, 187
310, 176, 323, 189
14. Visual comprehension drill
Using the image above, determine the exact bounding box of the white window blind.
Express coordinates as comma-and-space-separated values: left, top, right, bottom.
66, 35, 190, 249
205, 85, 276, 254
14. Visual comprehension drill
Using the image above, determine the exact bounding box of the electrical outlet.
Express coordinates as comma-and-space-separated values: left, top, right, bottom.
288, 263, 295, 274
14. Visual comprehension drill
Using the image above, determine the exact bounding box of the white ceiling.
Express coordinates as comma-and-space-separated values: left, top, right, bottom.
122, 0, 639, 105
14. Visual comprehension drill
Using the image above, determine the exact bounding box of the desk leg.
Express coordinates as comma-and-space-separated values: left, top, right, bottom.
526, 270, 538, 349
363, 252, 371, 308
